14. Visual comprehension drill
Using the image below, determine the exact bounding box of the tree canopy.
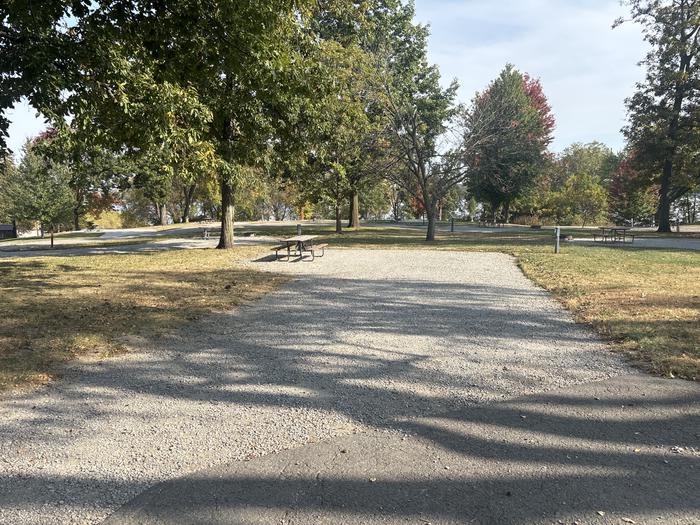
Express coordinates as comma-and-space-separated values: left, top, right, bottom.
466, 64, 555, 223
618, 0, 700, 231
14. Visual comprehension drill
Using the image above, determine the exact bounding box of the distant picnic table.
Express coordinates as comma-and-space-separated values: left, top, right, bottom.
272, 235, 327, 261
594, 226, 634, 244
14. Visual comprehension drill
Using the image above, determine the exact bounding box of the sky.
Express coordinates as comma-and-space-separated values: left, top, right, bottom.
412, 0, 647, 152
5, 0, 647, 158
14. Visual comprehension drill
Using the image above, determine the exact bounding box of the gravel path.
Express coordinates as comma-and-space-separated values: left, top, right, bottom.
0, 250, 628, 524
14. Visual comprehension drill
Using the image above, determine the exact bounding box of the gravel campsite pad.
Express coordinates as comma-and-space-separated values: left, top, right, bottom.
0, 250, 628, 524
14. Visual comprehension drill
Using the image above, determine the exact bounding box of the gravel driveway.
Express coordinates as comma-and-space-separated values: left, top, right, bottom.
0, 250, 628, 524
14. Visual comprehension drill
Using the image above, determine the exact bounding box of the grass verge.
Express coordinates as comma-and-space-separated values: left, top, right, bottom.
0, 246, 287, 391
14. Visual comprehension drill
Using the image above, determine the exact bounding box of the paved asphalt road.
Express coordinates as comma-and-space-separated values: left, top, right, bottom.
106, 374, 700, 525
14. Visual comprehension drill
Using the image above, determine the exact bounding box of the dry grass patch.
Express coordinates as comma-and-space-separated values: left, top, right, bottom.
0, 247, 287, 390
519, 248, 700, 380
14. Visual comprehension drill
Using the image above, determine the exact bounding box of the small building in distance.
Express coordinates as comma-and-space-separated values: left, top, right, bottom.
0, 223, 17, 240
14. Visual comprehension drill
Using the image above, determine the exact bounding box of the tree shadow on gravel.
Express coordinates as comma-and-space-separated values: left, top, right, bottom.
1, 271, 699, 523
102, 390, 700, 524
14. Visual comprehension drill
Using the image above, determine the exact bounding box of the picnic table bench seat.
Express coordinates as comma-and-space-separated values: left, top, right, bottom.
593, 227, 635, 244
271, 241, 295, 259
304, 243, 328, 261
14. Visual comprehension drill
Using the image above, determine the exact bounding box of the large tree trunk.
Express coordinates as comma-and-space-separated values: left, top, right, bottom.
503, 201, 511, 224
423, 192, 438, 241
657, 52, 691, 232
182, 183, 196, 223
217, 179, 235, 249
217, 109, 237, 249
73, 207, 80, 231
335, 198, 343, 234
426, 207, 437, 241
347, 190, 360, 228
657, 159, 673, 232
158, 203, 168, 226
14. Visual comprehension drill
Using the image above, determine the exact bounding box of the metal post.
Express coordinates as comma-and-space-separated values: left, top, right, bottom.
555, 226, 560, 254
451, 217, 455, 233
296, 224, 302, 236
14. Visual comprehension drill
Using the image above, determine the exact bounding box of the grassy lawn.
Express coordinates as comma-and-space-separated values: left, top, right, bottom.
0, 247, 287, 390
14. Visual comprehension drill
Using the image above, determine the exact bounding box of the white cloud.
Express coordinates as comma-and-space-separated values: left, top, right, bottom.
414, 0, 647, 151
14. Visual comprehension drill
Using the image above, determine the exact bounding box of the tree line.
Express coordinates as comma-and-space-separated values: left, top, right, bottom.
1, 0, 698, 242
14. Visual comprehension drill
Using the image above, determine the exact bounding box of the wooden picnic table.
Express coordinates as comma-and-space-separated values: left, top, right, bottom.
285, 235, 318, 254
272, 235, 328, 261
595, 226, 634, 244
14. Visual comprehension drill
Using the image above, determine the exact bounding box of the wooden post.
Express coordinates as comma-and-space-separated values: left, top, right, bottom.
296, 224, 302, 236
555, 226, 560, 254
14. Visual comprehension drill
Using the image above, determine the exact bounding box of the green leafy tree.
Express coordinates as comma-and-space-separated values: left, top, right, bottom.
617, 0, 700, 232
0, 153, 17, 223
312, 1, 402, 229
553, 172, 609, 227
609, 156, 658, 225
359, 179, 393, 220
293, 41, 377, 233
2, 1, 346, 249
466, 64, 555, 223
378, 3, 469, 241
557, 142, 618, 187
7, 139, 73, 245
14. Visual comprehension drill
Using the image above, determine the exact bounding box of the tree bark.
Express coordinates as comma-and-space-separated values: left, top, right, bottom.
657, 159, 673, 232
503, 201, 511, 224
335, 198, 343, 234
426, 207, 437, 241
50, 226, 54, 249
158, 203, 168, 226
217, 179, 235, 248
348, 190, 360, 228
73, 207, 80, 231
182, 183, 196, 223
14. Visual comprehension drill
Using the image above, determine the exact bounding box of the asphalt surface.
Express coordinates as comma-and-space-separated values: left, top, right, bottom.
105, 374, 700, 525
